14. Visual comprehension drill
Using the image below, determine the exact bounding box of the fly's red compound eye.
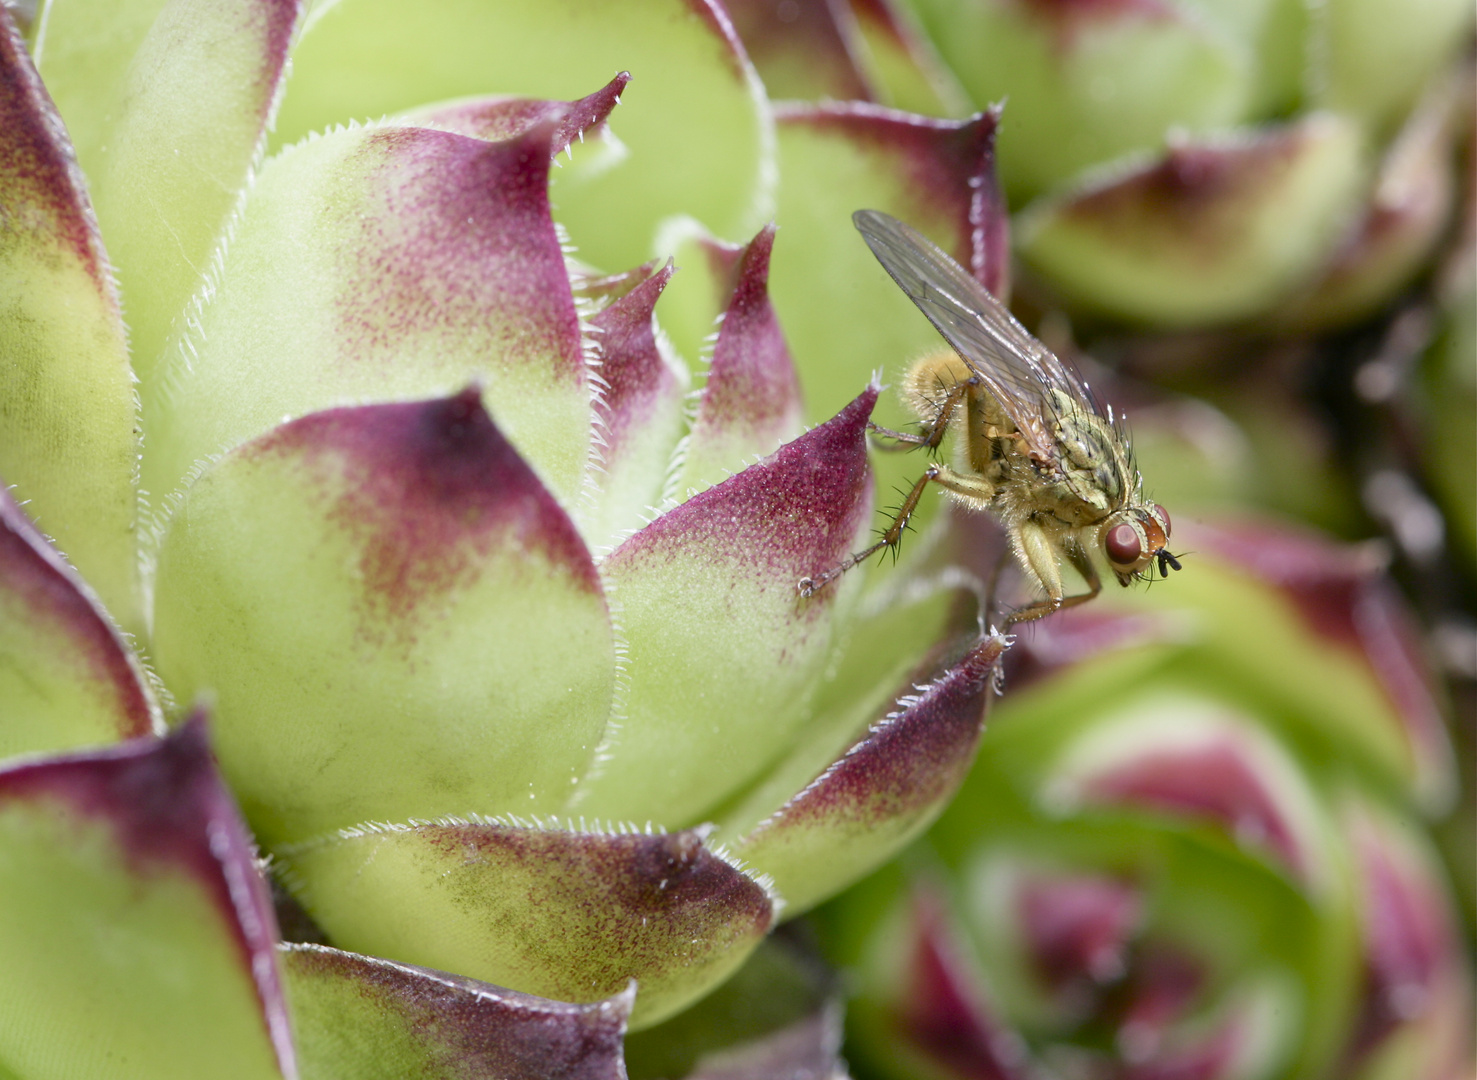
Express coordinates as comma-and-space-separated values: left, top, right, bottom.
1106, 523, 1142, 567
1154, 504, 1171, 537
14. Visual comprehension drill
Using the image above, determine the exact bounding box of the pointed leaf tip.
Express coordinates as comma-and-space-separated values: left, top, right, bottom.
0, 717, 294, 1076
777, 102, 1009, 296
247, 389, 602, 614
0, 486, 153, 751
281, 822, 772, 1029
284, 943, 631, 1080
735, 633, 1003, 913
625, 383, 877, 584
412, 71, 633, 160
681, 224, 804, 484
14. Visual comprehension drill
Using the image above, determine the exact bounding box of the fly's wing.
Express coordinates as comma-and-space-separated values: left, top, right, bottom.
853, 209, 1099, 467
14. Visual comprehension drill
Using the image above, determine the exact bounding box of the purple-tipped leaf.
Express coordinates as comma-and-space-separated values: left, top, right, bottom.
152, 390, 615, 846
1042, 702, 1326, 889
1192, 521, 1455, 812
1017, 115, 1367, 326
585, 260, 689, 547
272, 0, 771, 275
770, 103, 1007, 424
0, 11, 140, 629
725, 0, 875, 102
674, 225, 806, 496
571, 388, 877, 826
898, 891, 1027, 1080
407, 71, 632, 156
0, 487, 154, 757
283, 943, 632, 1080
279, 822, 773, 1030
146, 114, 595, 516
732, 633, 1007, 915
0, 718, 294, 1078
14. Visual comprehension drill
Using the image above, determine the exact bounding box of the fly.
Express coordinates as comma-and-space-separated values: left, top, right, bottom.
798, 209, 1181, 625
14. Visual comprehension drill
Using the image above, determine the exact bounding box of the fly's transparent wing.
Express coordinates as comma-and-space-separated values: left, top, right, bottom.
854, 209, 1100, 464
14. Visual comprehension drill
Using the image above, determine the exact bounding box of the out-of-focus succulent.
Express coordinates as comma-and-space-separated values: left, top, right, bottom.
726, 0, 1475, 331
0, 0, 1036, 1073
817, 515, 1470, 1080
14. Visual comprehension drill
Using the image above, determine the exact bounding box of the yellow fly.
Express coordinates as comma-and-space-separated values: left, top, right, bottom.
799, 209, 1180, 624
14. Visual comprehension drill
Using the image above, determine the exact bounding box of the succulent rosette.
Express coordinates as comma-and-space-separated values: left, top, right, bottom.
816, 514, 1471, 1080
0, 0, 1033, 1073
725, 0, 1475, 331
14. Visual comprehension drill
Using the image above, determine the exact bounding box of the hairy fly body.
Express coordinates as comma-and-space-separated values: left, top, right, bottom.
799, 210, 1181, 625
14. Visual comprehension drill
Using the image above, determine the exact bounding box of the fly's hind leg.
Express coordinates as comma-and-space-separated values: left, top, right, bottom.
798, 463, 993, 597
867, 372, 976, 452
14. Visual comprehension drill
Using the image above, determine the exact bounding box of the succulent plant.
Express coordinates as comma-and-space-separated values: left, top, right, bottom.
0, 0, 1035, 1073
726, 0, 1475, 332
817, 516, 1471, 1080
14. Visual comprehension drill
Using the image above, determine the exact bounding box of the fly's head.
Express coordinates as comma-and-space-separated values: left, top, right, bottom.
1100, 503, 1179, 585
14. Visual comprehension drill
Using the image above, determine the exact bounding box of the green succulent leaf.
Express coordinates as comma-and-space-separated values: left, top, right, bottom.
0, 489, 154, 759
272, 0, 774, 274
571, 387, 877, 826
31, 0, 300, 385
278, 823, 774, 1031
670, 224, 806, 498
731, 632, 1006, 916
583, 259, 690, 550
0, 720, 294, 1080
909, 0, 1255, 203
283, 943, 633, 1080
145, 110, 595, 515
0, 13, 139, 629
151, 390, 615, 847
1016, 113, 1368, 327
770, 103, 1006, 426
1311, 0, 1476, 132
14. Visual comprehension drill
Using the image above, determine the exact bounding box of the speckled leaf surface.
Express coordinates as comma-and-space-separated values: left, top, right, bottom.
0, 721, 293, 1080
570, 388, 877, 826
279, 823, 773, 1031
273, 0, 772, 275
732, 633, 1004, 916
0, 489, 154, 758
671, 225, 805, 498
1016, 115, 1367, 327
769, 104, 1005, 426
151, 391, 615, 847
145, 112, 594, 516
583, 260, 689, 551
0, 13, 139, 629
711, 573, 978, 849
32, 0, 300, 385
283, 943, 632, 1080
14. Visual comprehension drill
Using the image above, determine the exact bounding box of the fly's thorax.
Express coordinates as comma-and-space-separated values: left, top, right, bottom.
1047, 389, 1130, 511
1099, 503, 1172, 584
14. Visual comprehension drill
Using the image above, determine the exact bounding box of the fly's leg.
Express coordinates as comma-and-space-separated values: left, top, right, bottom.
867, 376, 975, 452
1002, 521, 1101, 626
798, 463, 992, 597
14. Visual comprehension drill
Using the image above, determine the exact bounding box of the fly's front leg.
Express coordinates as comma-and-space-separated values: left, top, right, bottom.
1002, 520, 1102, 626
798, 465, 939, 597
798, 462, 994, 597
